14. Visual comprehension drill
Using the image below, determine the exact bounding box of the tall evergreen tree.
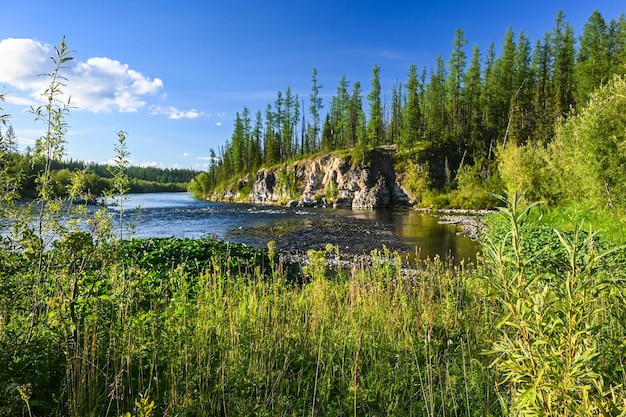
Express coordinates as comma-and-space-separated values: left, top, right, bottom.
347, 81, 365, 149
447, 28, 468, 146
506, 30, 534, 146
388, 82, 404, 145
609, 13, 626, 76
252, 110, 263, 168
425, 55, 448, 145
264, 104, 278, 165
493, 26, 517, 145
403, 64, 422, 151
230, 112, 244, 174
481, 41, 499, 157
292, 94, 300, 156
281, 87, 294, 158
463, 45, 483, 155
308, 68, 323, 153
329, 75, 350, 149
575, 10, 611, 103
274, 91, 284, 159
531, 35, 556, 145
552, 10, 577, 117
367, 65, 383, 148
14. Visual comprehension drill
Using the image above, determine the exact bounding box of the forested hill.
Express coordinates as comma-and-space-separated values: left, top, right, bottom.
191, 9, 626, 210
0, 151, 199, 197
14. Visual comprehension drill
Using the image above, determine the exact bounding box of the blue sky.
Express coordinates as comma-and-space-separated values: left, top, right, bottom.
1, 1, 623, 169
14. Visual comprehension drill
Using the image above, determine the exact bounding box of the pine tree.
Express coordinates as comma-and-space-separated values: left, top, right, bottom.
347, 81, 365, 149
281, 86, 294, 158
552, 10, 576, 117
388, 82, 404, 145
425, 55, 448, 146
274, 91, 284, 159
264, 104, 278, 165
609, 13, 626, 76
494, 27, 517, 142
506, 30, 533, 146
308, 68, 324, 153
481, 41, 499, 157
403, 64, 422, 151
367, 65, 383, 148
447, 28, 468, 147
531, 35, 556, 145
575, 10, 611, 104
463, 45, 483, 155
253, 110, 263, 169
329, 75, 350, 149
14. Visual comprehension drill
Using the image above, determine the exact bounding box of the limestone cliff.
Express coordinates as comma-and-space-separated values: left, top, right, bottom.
248, 151, 410, 209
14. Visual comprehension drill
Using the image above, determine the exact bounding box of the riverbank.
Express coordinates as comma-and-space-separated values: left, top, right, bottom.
429, 208, 493, 239
227, 206, 488, 269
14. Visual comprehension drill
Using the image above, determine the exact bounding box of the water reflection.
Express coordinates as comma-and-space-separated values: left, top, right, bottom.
103, 193, 479, 262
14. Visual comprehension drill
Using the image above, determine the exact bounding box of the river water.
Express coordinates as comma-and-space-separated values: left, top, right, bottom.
112, 192, 479, 262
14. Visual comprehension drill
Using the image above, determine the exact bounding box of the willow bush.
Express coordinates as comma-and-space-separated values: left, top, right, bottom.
481, 192, 626, 416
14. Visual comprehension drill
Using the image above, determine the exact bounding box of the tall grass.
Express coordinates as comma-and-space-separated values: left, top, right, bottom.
3, 193, 626, 416
0, 241, 500, 416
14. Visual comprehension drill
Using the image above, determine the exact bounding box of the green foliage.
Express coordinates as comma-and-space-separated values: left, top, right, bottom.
550, 73, 626, 208
324, 179, 338, 204
192, 10, 626, 206
275, 164, 298, 201
119, 236, 271, 277
496, 141, 561, 204
401, 160, 432, 205
451, 161, 501, 208
481, 192, 626, 416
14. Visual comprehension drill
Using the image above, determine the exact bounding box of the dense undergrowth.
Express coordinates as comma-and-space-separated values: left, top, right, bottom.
2, 193, 626, 416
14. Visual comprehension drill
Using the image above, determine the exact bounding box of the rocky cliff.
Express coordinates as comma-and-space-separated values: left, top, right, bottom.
248, 151, 410, 209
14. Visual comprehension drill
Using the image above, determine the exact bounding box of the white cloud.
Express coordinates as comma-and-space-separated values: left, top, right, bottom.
4, 94, 38, 106
215, 121, 222, 126
182, 152, 189, 157
150, 105, 202, 120
0, 38, 49, 90
0, 38, 163, 113
139, 161, 160, 168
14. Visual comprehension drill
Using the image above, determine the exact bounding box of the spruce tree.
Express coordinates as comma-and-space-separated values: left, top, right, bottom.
552, 10, 576, 117
403, 64, 422, 152
367, 65, 383, 148
447, 28, 467, 147
463, 45, 483, 155
575, 10, 611, 104
308, 68, 323, 153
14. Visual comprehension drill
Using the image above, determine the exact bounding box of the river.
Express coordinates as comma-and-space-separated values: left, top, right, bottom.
110, 192, 479, 262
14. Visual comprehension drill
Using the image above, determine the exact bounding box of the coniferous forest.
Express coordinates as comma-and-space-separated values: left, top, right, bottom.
3, 9, 626, 417
192, 10, 626, 211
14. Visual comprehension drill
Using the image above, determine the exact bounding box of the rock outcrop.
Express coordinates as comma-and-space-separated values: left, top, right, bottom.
249, 151, 410, 209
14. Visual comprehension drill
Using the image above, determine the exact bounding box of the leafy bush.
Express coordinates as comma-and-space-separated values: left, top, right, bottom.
119, 236, 272, 276
481, 192, 626, 415
450, 161, 501, 208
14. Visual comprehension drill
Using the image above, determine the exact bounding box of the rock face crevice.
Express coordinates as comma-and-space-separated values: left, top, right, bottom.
249, 151, 410, 209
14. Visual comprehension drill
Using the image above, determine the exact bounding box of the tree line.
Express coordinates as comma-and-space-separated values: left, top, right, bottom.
193, 9, 626, 199
0, 134, 198, 197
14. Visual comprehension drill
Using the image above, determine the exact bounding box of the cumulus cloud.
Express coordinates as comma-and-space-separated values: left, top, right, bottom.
150, 105, 202, 120
0, 38, 163, 113
0, 38, 49, 90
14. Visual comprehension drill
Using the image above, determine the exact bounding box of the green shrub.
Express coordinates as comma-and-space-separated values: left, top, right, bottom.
481, 192, 626, 416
